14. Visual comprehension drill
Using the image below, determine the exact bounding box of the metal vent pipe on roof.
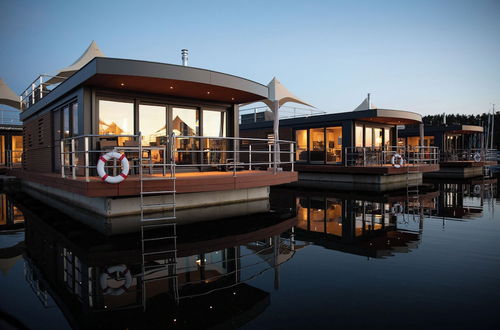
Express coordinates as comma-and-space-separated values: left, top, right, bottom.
181, 49, 188, 66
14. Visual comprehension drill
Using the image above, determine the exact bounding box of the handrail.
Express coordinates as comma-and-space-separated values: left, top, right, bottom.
60, 133, 296, 181
20, 74, 68, 111
344, 146, 439, 167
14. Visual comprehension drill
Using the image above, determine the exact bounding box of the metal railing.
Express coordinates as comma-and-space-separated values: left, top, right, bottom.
344, 146, 439, 167
20, 74, 67, 111
239, 105, 326, 124
60, 133, 296, 181
441, 148, 498, 162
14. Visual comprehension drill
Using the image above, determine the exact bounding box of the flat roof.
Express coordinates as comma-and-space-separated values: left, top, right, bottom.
240, 108, 422, 130
21, 57, 269, 120
399, 124, 484, 136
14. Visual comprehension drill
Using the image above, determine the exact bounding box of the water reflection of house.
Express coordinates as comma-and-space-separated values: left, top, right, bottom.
10, 42, 297, 232
0, 193, 25, 276
20, 198, 297, 329
270, 188, 433, 258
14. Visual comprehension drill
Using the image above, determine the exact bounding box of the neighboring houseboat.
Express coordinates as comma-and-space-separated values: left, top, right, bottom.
0, 78, 23, 172
398, 124, 493, 178
240, 97, 439, 192
9, 43, 297, 233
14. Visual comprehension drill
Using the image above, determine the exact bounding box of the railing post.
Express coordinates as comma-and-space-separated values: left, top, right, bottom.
39, 76, 43, 100
363, 148, 366, 167
233, 139, 237, 177
273, 140, 277, 174
71, 138, 76, 179
60, 140, 65, 178
84, 137, 89, 182
249, 144, 252, 171
290, 143, 294, 172
268, 144, 272, 169
31, 83, 35, 105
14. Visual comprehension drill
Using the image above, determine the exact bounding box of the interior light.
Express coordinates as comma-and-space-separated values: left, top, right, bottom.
120, 83, 125, 86
170, 86, 174, 90
207, 91, 211, 95
231, 97, 235, 101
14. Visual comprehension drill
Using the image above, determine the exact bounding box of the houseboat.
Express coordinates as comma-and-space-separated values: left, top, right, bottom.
9, 43, 297, 233
398, 124, 493, 178
240, 98, 439, 192
0, 78, 23, 172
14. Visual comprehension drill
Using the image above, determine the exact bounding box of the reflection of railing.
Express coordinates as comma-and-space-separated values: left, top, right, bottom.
441, 148, 497, 162
60, 133, 296, 181
20, 74, 67, 111
344, 146, 439, 167
240, 105, 326, 124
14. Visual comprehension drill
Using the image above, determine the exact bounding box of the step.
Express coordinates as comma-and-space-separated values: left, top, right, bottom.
141, 222, 177, 228
143, 274, 178, 283
141, 203, 175, 209
142, 216, 176, 222
142, 236, 177, 242
141, 190, 176, 195
144, 264, 177, 271
143, 249, 177, 256
141, 177, 176, 181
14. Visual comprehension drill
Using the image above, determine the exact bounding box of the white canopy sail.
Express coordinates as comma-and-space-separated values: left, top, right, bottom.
354, 93, 376, 111
0, 78, 20, 109
46, 41, 105, 84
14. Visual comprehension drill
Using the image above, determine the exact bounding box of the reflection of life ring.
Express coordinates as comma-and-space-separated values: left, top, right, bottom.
473, 152, 481, 162
473, 184, 481, 194
100, 264, 132, 296
391, 203, 403, 214
97, 151, 129, 184
391, 153, 404, 168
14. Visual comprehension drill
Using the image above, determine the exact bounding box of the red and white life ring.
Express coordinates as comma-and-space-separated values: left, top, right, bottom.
97, 151, 129, 184
391, 153, 404, 168
100, 264, 132, 296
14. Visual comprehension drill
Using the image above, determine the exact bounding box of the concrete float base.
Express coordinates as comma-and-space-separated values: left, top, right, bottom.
286, 172, 422, 192
424, 166, 484, 179
21, 180, 270, 235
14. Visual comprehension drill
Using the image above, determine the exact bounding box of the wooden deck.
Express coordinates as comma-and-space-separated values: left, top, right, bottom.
10, 169, 298, 197
293, 163, 439, 175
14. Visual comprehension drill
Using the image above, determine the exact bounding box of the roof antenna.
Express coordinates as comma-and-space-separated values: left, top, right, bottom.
181, 49, 188, 66
367, 93, 371, 109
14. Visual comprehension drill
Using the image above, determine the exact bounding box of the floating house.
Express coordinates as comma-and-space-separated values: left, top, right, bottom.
241, 96, 439, 192
0, 79, 23, 171
398, 124, 491, 178
10, 42, 297, 232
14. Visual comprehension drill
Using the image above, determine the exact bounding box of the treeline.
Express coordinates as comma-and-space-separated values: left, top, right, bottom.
418, 112, 499, 148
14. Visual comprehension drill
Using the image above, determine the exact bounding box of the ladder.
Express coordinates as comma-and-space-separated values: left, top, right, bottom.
405, 149, 421, 222
138, 134, 179, 310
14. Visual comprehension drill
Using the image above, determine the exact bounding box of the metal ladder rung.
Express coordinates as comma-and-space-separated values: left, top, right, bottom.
141, 177, 176, 181
141, 203, 175, 208
141, 223, 177, 229
142, 236, 177, 242
143, 274, 178, 283
144, 263, 176, 270
141, 190, 176, 195
141, 216, 176, 222
143, 249, 177, 256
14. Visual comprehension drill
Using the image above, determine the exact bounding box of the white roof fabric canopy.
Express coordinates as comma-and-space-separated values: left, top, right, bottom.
0, 78, 20, 109
46, 41, 105, 85
262, 77, 314, 109
354, 95, 376, 111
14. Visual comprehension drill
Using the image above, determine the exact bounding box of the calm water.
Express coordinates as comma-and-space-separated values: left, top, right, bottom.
1, 178, 499, 329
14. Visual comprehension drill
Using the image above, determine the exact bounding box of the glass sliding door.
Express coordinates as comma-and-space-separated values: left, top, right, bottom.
374, 128, 383, 148
98, 100, 134, 146
202, 109, 227, 164
365, 127, 373, 147
11, 136, 23, 164
139, 104, 167, 164
355, 125, 363, 147
309, 128, 325, 163
172, 107, 199, 165
326, 127, 342, 164
384, 128, 391, 147
296, 129, 308, 162
0, 136, 4, 165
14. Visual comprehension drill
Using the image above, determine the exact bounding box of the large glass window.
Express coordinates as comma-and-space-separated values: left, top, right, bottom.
296, 129, 307, 162
384, 128, 391, 147
326, 127, 342, 163
309, 128, 325, 163
374, 128, 383, 148
63, 106, 70, 139
355, 125, 363, 147
11, 136, 23, 164
71, 102, 79, 136
0, 136, 4, 164
365, 127, 373, 147
202, 110, 227, 164
172, 107, 199, 164
98, 100, 134, 145
139, 104, 167, 146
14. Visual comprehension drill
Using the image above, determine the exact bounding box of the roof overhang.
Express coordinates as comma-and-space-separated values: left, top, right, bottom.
353, 109, 422, 125
21, 58, 269, 120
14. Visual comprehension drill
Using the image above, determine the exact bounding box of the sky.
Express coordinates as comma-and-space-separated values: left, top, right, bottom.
1, 0, 499, 115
